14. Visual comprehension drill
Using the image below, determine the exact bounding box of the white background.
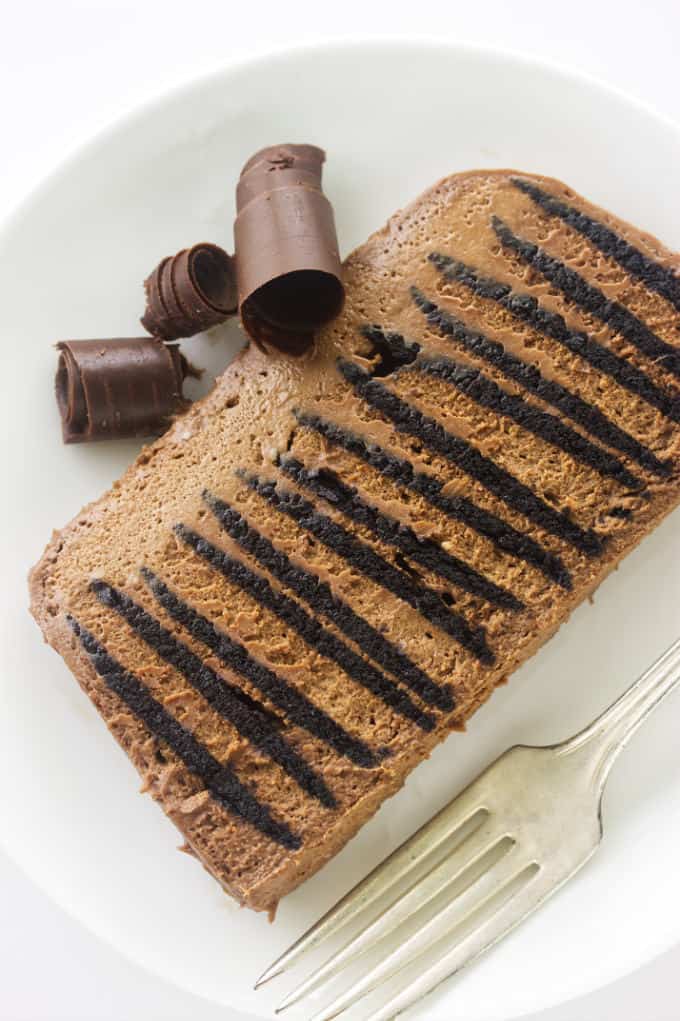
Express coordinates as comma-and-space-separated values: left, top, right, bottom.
2, 1, 679, 1019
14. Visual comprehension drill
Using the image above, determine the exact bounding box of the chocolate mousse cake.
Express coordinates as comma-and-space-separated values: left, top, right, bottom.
30, 170, 680, 914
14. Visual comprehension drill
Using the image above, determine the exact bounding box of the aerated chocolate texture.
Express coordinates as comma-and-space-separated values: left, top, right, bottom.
30, 171, 680, 913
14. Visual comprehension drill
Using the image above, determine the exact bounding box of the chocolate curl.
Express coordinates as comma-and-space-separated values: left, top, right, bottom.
56, 338, 188, 443
234, 144, 345, 355
141, 243, 237, 341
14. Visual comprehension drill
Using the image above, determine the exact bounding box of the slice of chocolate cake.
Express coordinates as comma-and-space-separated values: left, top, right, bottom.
30, 171, 680, 914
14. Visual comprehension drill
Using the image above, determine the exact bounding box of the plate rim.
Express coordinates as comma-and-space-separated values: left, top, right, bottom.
2, 36, 680, 1021
2, 34, 680, 243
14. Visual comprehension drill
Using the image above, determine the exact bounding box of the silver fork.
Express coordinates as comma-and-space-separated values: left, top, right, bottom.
256, 636, 680, 1021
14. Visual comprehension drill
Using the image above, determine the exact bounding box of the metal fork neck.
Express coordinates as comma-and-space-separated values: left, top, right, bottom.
557, 637, 680, 795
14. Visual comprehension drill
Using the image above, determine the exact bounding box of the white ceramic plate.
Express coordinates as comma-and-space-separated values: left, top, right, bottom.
1, 40, 679, 1021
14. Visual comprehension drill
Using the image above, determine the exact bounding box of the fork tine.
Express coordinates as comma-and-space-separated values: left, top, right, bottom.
362, 865, 549, 1021
275, 826, 512, 1013
255, 801, 488, 988
306, 851, 533, 1021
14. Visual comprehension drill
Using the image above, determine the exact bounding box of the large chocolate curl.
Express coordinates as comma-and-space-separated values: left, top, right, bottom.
234, 144, 345, 354
56, 338, 188, 443
141, 243, 237, 341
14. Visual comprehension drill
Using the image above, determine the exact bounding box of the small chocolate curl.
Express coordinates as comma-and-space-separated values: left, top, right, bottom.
141, 243, 237, 341
234, 144, 345, 354
56, 338, 188, 443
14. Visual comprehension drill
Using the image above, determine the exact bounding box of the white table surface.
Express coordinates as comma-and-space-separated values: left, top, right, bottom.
2, 1, 679, 1018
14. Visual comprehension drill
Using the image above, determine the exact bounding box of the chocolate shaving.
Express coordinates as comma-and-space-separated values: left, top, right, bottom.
141, 243, 237, 341
56, 337, 188, 443
234, 144, 344, 355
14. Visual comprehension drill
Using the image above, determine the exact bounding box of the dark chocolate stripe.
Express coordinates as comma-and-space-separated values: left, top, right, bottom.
90, 580, 335, 808
512, 178, 680, 313
201, 496, 452, 712
427, 253, 680, 424
279, 457, 523, 610
352, 328, 637, 490
296, 412, 572, 588
416, 276, 671, 478
68, 617, 300, 849
177, 520, 441, 729
142, 568, 381, 768
415, 353, 642, 489
339, 359, 603, 556
361, 324, 421, 374
242, 474, 494, 664
493, 216, 680, 379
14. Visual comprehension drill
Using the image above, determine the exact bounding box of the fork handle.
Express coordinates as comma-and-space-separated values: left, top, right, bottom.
560, 636, 680, 793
